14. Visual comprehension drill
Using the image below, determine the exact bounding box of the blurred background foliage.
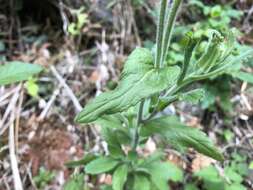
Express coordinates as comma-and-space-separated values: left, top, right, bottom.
0, 0, 253, 190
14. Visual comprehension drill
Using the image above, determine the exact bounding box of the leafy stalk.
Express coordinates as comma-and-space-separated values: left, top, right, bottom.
72, 1, 253, 188
161, 0, 182, 67
155, 0, 168, 68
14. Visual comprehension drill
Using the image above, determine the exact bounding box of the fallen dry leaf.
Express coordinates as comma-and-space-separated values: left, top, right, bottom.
191, 153, 216, 172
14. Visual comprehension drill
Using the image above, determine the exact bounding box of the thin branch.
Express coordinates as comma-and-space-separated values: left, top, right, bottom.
50, 65, 82, 112
0, 85, 21, 129
3, 176, 11, 190
9, 118, 23, 190
15, 86, 24, 150
38, 88, 60, 121
132, 100, 145, 150
0, 86, 19, 103
9, 89, 23, 190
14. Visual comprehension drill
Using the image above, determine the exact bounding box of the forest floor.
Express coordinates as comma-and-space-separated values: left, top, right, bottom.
0, 0, 253, 189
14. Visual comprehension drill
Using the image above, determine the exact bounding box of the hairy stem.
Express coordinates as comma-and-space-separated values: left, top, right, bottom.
145, 85, 178, 121
155, 0, 168, 68
177, 37, 196, 84
132, 100, 145, 150
161, 0, 182, 67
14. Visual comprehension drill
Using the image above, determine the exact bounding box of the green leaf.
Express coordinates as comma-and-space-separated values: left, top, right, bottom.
63, 174, 85, 190
195, 166, 225, 190
184, 184, 198, 190
203, 178, 225, 190
95, 116, 126, 158
112, 164, 128, 190
0, 61, 43, 85
133, 174, 150, 190
68, 23, 79, 35
233, 71, 253, 84
249, 161, 253, 169
100, 127, 120, 146
25, 78, 39, 97
223, 49, 253, 74
179, 88, 205, 104
201, 76, 232, 112
177, 32, 197, 84
141, 151, 165, 165
75, 48, 180, 123
224, 129, 234, 142
101, 185, 113, 190
210, 5, 222, 18
141, 116, 224, 161
147, 163, 169, 190
225, 183, 247, 190
142, 161, 181, 190
195, 30, 224, 72
224, 167, 243, 183
33, 167, 55, 189
65, 153, 96, 168
115, 129, 132, 145
107, 144, 125, 159
185, 32, 253, 83
95, 115, 131, 146
95, 115, 122, 129
201, 86, 216, 110
85, 157, 119, 174
195, 165, 219, 179
77, 13, 88, 29
165, 162, 183, 182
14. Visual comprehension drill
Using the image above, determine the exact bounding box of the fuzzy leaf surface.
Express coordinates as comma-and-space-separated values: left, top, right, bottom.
179, 88, 205, 104
141, 116, 223, 161
76, 48, 180, 123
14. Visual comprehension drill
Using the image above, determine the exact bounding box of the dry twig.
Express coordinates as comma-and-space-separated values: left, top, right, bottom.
50, 65, 82, 112
38, 88, 60, 121
9, 117, 23, 190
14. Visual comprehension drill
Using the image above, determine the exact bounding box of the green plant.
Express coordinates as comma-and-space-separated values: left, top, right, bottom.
64, 174, 89, 190
201, 75, 232, 112
165, 0, 252, 112
25, 77, 40, 97
188, 0, 243, 31
187, 153, 250, 190
0, 61, 42, 86
74, 0, 253, 189
33, 167, 55, 189
68, 7, 89, 36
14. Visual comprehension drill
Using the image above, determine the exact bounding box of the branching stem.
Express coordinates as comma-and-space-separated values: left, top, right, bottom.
133, 0, 182, 151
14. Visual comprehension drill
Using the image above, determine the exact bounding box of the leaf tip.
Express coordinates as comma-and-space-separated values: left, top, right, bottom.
74, 113, 82, 124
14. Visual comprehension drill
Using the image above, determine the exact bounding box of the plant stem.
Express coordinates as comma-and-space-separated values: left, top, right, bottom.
177, 36, 196, 84
132, 100, 145, 150
161, 0, 182, 67
137, 100, 145, 125
144, 85, 178, 121
155, 0, 168, 68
